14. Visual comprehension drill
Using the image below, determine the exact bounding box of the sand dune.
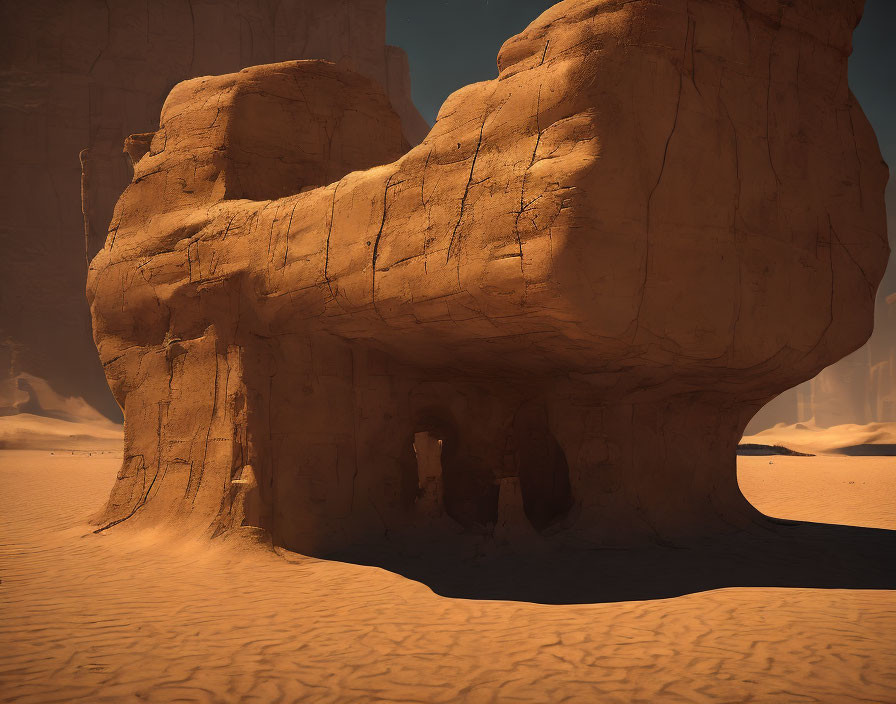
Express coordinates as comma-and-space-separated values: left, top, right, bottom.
0, 412, 123, 451
742, 420, 896, 456
0, 373, 119, 426
1, 444, 894, 703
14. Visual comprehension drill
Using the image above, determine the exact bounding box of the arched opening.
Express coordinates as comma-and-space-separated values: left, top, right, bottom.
511, 403, 573, 531
412, 407, 499, 532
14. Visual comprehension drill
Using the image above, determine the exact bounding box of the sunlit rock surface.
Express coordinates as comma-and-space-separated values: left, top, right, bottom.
88, 0, 888, 554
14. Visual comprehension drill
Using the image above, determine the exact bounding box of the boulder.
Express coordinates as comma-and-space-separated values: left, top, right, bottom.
89, 0, 889, 553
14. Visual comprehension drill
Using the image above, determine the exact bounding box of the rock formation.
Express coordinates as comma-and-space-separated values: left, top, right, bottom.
0, 0, 428, 422
873, 294, 896, 421
88, 0, 889, 554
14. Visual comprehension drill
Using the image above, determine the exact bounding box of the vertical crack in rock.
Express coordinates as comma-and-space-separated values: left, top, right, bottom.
372, 174, 406, 319
632, 69, 683, 342
283, 201, 299, 268
93, 455, 156, 534
221, 215, 236, 241
324, 182, 341, 302
684, 4, 701, 98
87, 0, 111, 75
184, 460, 195, 500
79, 149, 91, 266
421, 148, 433, 209
266, 201, 281, 263
94, 401, 167, 533
631, 8, 691, 342
829, 215, 875, 293
514, 85, 545, 275
421, 148, 433, 273
193, 350, 220, 505
446, 117, 487, 264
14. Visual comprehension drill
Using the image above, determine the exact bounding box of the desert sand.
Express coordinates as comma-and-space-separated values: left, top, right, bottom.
1, 424, 894, 703
0, 413, 124, 452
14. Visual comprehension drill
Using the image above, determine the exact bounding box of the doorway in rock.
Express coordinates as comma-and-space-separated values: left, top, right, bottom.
511, 403, 573, 531
412, 407, 499, 533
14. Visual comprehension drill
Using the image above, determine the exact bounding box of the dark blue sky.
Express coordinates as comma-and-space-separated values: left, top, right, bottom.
387, 0, 894, 177
850, 0, 896, 180
387, 1, 554, 127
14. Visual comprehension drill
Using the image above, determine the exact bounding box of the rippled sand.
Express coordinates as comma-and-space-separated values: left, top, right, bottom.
1, 448, 894, 703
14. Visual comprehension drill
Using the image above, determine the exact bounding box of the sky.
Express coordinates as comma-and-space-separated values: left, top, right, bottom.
387, 0, 894, 167
387, 0, 895, 293
386, 0, 555, 126
850, 0, 896, 192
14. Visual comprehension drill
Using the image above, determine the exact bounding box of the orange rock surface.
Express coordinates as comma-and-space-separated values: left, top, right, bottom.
88, 0, 889, 555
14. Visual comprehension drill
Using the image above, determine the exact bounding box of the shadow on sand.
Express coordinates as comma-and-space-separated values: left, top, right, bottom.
327, 520, 896, 605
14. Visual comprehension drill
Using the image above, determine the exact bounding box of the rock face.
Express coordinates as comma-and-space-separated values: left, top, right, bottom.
89, 0, 889, 553
745, 289, 896, 431
0, 0, 428, 422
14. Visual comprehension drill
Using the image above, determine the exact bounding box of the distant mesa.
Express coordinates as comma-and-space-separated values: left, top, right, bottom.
0, 0, 429, 427
736, 444, 814, 457
834, 444, 896, 457
746, 287, 896, 433
0, 373, 111, 425
0, 372, 122, 451
741, 421, 896, 457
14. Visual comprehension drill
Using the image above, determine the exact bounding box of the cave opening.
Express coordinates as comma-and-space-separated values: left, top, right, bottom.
512, 404, 573, 532
412, 407, 499, 532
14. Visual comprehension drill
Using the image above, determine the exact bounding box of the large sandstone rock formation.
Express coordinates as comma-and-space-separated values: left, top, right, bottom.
0, 0, 428, 422
89, 0, 889, 553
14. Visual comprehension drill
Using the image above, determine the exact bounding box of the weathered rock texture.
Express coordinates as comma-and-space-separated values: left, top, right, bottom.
745, 287, 896, 431
89, 0, 889, 553
0, 0, 428, 422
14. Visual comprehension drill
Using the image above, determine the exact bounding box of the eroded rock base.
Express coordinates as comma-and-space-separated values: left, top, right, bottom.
98, 331, 764, 556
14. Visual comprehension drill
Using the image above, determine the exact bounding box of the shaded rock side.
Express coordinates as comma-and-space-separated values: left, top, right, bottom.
746, 290, 895, 431
89, 0, 888, 554
0, 0, 428, 423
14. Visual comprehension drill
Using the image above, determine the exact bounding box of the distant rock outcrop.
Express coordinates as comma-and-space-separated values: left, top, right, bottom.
736, 444, 813, 457
741, 420, 896, 457
88, 0, 888, 553
745, 292, 895, 432
0, 0, 428, 423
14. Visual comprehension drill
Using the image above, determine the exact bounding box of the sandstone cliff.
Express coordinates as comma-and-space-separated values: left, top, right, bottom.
88, 0, 888, 554
0, 0, 428, 422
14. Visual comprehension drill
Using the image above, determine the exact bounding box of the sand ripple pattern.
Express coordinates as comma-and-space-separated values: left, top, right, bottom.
1, 450, 895, 703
